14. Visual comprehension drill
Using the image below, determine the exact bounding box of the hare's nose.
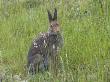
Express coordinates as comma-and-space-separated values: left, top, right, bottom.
53, 28, 59, 32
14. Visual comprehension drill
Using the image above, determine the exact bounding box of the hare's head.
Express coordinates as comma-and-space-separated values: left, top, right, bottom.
47, 8, 60, 33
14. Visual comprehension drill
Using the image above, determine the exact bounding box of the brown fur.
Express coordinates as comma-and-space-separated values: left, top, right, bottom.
27, 8, 63, 75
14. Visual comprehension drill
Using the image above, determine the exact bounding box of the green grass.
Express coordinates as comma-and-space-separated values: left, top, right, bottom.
0, 0, 110, 82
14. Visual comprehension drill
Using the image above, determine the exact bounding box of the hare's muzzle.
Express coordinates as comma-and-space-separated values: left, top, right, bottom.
50, 21, 60, 33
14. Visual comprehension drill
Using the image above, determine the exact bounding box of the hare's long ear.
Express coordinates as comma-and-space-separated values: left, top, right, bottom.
47, 10, 52, 22
53, 8, 57, 20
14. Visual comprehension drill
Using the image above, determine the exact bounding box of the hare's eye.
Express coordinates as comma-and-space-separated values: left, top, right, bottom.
50, 25, 53, 27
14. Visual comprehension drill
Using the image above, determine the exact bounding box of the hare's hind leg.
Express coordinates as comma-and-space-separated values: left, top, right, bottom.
38, 54, 49, 72
27, 54, 44, 74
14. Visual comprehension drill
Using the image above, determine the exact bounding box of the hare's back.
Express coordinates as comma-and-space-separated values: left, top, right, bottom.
28, 33, 48, 58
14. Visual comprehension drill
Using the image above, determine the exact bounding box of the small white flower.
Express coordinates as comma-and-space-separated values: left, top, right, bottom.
53, 44, 55, 49
34, 45, 38, 48
40, 32, 44, 36
13, 75, 21, 81
33, 42, 37, 46
44, 40, 46, 44
43, 34, 46, 37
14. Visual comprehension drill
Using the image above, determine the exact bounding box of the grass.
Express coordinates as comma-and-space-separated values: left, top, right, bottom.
0, 0, 110, 82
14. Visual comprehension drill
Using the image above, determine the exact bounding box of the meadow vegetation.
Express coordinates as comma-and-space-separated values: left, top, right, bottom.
0, 0, 110, 82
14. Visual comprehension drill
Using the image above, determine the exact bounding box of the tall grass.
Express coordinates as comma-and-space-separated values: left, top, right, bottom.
0, 0, 110, 82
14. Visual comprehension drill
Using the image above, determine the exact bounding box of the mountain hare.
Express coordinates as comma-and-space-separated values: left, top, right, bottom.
27, 8, 63, 75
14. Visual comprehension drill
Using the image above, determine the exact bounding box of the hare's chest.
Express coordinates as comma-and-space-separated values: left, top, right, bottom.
48, 35, 58, 44
47, 35, 59, 52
